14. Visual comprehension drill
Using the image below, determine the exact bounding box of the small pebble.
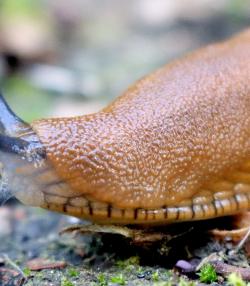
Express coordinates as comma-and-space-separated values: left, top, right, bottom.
137, 272, 145, 279
175, 260, 194, 273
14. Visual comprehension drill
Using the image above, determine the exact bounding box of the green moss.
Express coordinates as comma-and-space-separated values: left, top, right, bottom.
152, 282, 173, 286
23, 267, 31, 277
227, 273, 250, 286
152, 270, 160, 282
110, 274, 126, 285
97, 273, 108, 286
179, 278, 196, 286
67, 268, 80, 278
61, 277, 74, 286
34, 272, 44, 279
197, 263, 217, 283
153, 277, 195, 286
161, 270, 172, 281
116, 256, 140, 269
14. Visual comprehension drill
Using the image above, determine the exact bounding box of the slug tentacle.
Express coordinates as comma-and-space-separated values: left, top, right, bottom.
0, 94, 48, 206
0, 92, 45, 158
0, 93, 27, 136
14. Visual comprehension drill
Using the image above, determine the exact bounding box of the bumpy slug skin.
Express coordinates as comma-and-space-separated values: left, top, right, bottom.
30, 29, 250, 224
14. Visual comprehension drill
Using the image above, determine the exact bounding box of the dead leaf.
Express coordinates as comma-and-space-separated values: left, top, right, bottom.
26, 258, 67, 271
0, 268, 25, 286
210, 227, 249, 242
212, 261, 250, 280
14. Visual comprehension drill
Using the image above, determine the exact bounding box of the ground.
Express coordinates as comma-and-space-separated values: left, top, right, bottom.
0, 201, 250, 285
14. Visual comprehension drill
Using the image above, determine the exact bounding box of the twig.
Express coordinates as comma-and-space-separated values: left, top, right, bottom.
3, 254, 27, 279
212, 261, 250, 281
236, 226, 250, 252
195, 252, 220, 271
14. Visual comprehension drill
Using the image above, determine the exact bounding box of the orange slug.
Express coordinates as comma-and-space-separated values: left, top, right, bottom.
0, 28, 250, 225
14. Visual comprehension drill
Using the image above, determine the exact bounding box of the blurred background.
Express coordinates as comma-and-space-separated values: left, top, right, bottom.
0, 0, 250, 122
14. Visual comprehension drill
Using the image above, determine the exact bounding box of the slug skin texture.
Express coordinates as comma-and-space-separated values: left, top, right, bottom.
31, 29, 250, 224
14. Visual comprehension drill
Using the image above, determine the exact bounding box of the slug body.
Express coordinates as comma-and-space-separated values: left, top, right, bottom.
1, 29, 250, 224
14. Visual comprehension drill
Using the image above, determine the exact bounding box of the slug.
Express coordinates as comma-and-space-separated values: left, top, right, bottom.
0, 29, 250, 225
